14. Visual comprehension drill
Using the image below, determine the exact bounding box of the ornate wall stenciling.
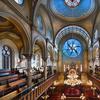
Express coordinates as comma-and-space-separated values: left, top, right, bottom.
50, 0, 95, 20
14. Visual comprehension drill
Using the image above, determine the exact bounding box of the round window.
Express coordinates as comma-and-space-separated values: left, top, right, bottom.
63, 39, 82, 57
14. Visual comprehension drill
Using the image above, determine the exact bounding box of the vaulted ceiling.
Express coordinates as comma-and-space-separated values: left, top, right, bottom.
33, 0, 99, 48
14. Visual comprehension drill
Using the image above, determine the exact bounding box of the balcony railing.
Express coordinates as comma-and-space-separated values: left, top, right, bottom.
12, 74, 58, 100
88, 74, 100, 89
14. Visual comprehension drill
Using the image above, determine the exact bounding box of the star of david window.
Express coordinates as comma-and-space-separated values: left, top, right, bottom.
63, 39, 82, 57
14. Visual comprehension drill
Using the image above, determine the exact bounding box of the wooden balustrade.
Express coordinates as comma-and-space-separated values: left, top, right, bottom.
88, 74, 100, 89
12, 74, 58, 100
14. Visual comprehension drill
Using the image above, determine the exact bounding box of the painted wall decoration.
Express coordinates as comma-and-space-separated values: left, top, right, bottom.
50, 0, 95, 19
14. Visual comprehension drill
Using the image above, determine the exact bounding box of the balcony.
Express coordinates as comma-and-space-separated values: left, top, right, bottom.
12, 74, 58, 100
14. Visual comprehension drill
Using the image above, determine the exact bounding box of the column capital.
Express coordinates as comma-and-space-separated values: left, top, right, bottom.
50, 57, 54, 61
42, 57, 47, 62
46, 38, 49, 43
22, 53, 32, 59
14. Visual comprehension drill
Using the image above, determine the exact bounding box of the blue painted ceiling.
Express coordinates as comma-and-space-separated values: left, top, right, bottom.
50, 0, 95, 18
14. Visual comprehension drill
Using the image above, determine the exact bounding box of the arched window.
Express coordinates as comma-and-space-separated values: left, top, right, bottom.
46, 29, 53, 42
2, 45, 13, 69
14, 0, 24, 5
37, 16, 43, 33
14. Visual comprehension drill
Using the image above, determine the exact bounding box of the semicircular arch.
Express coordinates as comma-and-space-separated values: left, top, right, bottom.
55, 25, 91, 48
0, 12, 31, 54
33, 35, 46, 59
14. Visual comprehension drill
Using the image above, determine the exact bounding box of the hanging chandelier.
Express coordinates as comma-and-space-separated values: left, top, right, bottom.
64, 69, 82, 86
64, 78, 82, 86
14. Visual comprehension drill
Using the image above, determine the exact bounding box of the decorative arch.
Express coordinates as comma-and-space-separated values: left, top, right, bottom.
33, 35, 46, 59
0, 12, 31, 54
0, 31, 22, 48
32, 35, 46, 70
55, 25, 91, 48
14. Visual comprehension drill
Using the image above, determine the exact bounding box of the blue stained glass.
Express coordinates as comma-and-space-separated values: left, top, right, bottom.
14, 0, 24, 5
37, 16, 43, 33
63, 39, 81, 57
46, 29, 53, 41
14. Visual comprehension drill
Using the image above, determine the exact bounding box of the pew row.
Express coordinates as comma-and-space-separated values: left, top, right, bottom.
0, 69, 27, 98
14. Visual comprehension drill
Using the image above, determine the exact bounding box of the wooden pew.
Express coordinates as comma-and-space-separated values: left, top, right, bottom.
0, 69, 27, 97
0, 74, 18, 82
0, 78, 26, 96
0, 69, 11, 73
9, 78, 26, 88
0, 69, 18, 75
0, 74, 18, 91
0, 85, 27, 100
0, 90, 18, 100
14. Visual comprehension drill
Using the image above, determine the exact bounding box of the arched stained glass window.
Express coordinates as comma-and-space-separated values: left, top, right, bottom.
14, 0, 24, 5
63, 39, 81, 57
37, 16, 43, 33
2, 45, 12, 69
46, 29, 53, 42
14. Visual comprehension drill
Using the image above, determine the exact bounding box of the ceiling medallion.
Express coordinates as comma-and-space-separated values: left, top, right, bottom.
65, 0, 80, 8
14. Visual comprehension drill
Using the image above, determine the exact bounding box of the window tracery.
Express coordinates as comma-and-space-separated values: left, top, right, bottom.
63, 39, 81, 57
2, 45, 12, 69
